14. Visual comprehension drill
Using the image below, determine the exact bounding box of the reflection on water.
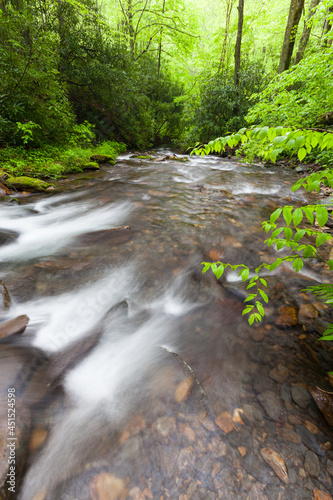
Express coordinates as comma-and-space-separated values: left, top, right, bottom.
0, 151, 332, 499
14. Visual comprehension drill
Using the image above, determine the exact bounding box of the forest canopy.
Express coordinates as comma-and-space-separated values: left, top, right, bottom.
0, 0, 332, 150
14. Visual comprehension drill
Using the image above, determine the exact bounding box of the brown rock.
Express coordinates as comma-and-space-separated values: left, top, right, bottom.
175, 376, 193, 403
200, 418, 216, 432
238, 446, 247, 457
308, 386, 333, 425
127, 414, 146, 436
75, 227, 132, 246
278, 427, 302, 444
269, 364, 289, 383
304, 420, 319, 434
29, 428, 48, 451
90, 473, 127, 500
250, 328, 266, 341
232, 408, 244, 425
209, 249, 223, 261
155, 416, 176, 438
275, 306, 298, 327
215, 411, 234, 433
304, 450, 320, 476
32, 492, 46, 500
260, 447, 289, 484
0, 315, 29, 339
179, 423, 195, 442
298, 303, 319, 325
0, 180, 11, 195
313, 490, 333, 500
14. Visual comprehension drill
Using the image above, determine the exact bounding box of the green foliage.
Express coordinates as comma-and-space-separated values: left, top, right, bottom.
246, 49, 333, 129
194, 126, 333, 332
182, 62, 268, 147
0, 141, 126, 180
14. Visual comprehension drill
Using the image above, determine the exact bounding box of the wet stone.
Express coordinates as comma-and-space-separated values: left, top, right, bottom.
291, 385, 312, 409
313, 489, 333, 500
327, 459, 333, 477
258, 391, 284, 421
155, 416, 176, 438
89, 473, 128, 500
304, 450, 321, 477
209, 438, 228, 457
295, 424, 325, 456
243, 454, 272, 484
269, 364, 289, 383
277, 426, 301, 444
260, 447, 289, 484
215, 411, 234, 433
275, 306, 298, 327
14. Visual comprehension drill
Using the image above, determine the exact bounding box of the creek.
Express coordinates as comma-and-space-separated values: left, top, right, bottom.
0, 150, 332, 500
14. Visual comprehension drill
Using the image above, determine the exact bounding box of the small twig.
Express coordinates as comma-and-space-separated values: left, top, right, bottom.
0, 279, 11, 310
161, 344, 208, 417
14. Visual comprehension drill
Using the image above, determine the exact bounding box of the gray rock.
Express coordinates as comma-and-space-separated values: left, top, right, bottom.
304, 450, 321, 476
243, 454, 272, 484
327, 459, 333, 477
258, 391, 284, 421
291, 385, 312, 409
295, 425, 325, 456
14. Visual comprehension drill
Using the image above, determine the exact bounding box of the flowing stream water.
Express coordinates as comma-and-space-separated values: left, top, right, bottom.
0, 150, 332, 500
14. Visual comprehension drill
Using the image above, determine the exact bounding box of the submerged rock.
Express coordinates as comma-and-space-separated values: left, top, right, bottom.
260, 447, 289, 484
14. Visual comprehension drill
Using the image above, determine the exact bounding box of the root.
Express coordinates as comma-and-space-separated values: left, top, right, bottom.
161, 344, 208, 417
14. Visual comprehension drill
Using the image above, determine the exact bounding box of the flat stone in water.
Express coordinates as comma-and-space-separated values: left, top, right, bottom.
291, 385, 312, 409
277, 427, 302, 444
258, 391, 284, 421
243, 454, 272, 484
304, 450, 321, 477
295, 425, 325, 456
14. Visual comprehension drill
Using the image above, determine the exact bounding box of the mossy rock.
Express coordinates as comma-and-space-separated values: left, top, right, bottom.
5, 176, 53, 192
132, 155, 154, 160
90, 154, 115, 164
82, 162, 100, 171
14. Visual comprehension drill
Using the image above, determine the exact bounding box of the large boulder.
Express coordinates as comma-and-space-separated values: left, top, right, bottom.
5, 176, 53, 192
89, 154, 115, 165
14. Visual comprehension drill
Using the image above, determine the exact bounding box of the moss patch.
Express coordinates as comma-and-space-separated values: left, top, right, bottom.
5, 176, 53, 192
90, 154, 114, 164
82, 162, 100, 170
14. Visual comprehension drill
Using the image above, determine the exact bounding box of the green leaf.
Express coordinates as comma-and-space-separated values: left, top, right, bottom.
242, 305, 254, 315
284, 227, 293, 240
215, 265, 225, 279
259, 289, 269, 303
318, 334, 333, 341
316, 206, 329, 227
294, 229, 306, 242
291, 178, 305, 192
248, 314, 255, 326
316, 233, 328, 247
202, 263, 211, 274
293, 208, 303, 226
293, 257, 303, 272
259, 126, 269, 140
259, 278, 267, 287
327, 259, 333, 270
271, 227, 284, 238
239, 268, 249, 282
297, 148, 307, 161
256, 301, 265, 316
283, 206, 293, 226
270, 208, 282, 224
303, 207, 314, 224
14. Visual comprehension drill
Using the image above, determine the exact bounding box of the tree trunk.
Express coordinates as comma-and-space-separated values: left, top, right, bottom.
157, 0, 166, 78
295, 0, 320, 64
278, 0, 305, 73
234, 0, 244, 86
218, 0, 234, 76
322, 5, 333, 46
